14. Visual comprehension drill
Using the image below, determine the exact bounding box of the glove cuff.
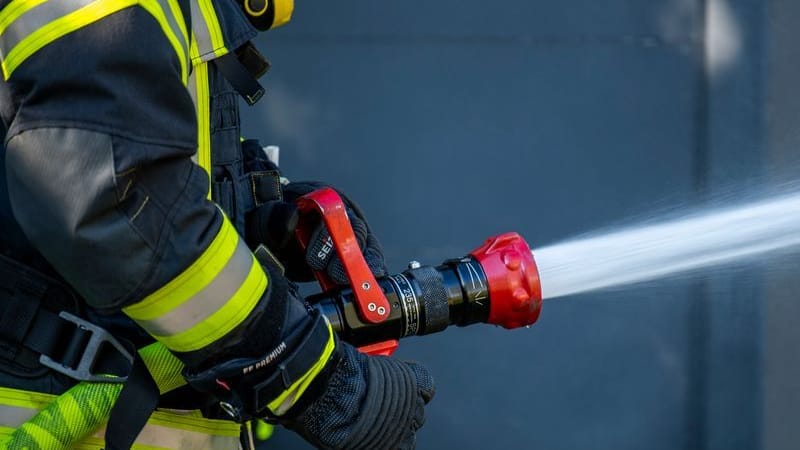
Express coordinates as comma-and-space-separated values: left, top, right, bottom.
183, 309, 338, 420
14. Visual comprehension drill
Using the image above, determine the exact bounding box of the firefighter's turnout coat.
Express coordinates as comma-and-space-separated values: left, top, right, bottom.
0, 0, 333, 447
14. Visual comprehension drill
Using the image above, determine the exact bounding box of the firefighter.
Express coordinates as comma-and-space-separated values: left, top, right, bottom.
0, 0, 434, 448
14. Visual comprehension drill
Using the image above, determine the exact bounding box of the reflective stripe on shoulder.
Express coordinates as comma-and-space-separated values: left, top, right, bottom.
188, 44, 213, 195
0, 0, 189, 81
123, 215, 268, 353
190, 0, 227, 64
187, 1, 214, 189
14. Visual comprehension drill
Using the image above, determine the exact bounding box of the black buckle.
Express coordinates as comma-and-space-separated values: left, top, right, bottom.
39, 312, 134, 383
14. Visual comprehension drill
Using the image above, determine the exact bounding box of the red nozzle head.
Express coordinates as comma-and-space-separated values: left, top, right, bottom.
469, 233, 542, 329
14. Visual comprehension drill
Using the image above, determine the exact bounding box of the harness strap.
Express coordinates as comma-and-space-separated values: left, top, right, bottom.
212, 43, 268, 106
0, 254, 136, 383
0, 253, 172, 448
105, 354, 160, 450
1, 343, 239, 450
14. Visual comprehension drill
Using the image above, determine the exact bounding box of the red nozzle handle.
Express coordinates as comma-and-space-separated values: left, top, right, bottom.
470, 233, 542, 329
295, 188, 391, 324
358, 340, 399, 356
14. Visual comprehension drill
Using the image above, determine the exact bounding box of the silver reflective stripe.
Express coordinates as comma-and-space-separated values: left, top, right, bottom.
136, 237, 254, 337
190, 0, 214, 62
187, 69, 199, 164
187, 70, 198, 105
0, 400, 241, 449
0, 0, 95, 59
0, 404, 37, 428
0, 0, 188, 73
93, 419, 241, 449
154, 0, 188, 64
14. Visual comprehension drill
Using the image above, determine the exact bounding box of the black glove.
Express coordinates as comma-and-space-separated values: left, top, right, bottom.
185, 308, 434, 449
246, 181, 388, 284
182, 254, 434, 450
284, 343, 435, 450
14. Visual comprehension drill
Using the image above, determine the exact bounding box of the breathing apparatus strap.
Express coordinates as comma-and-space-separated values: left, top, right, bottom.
213, 42, 270, 106
0, 254, 134, 380
0, 253, 165, 449
105, 355, 161, 450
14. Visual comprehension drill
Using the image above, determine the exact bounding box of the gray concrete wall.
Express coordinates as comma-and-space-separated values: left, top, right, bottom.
242, 1, 794, 448
763, 2, 800, 450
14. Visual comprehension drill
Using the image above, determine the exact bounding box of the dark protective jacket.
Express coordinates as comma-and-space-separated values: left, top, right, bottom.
0, 0, 327, 447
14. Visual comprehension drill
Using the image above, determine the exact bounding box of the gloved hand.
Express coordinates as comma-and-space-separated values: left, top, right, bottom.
246, 181, 388, 284
182, 255, 434, 450
284, 342, 435, 450
186, 316, 434, 449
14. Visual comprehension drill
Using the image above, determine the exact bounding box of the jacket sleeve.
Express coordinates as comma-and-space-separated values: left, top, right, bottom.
0, 1, 300, 368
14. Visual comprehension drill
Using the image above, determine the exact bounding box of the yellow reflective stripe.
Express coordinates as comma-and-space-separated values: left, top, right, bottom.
271, 0, 294, 29
192, 49, 213, 196
0, 0, 188, 82
124, 217, 268, 353
0, 393, 241, 450
188, 0, 211, 63
138, 0, 188, 83
164, 0, 188, 54
124, 218, 238, 320
136, 238, 253, 335
1, 0, 94, 57
197, 0, 223, 51
190, 0, 227, 64
1, 0, 136, 79
155, 251, 267, 352
0, 0, 49, 34
91, 410, 242, 449
142, 0, 188, 83
0, 387, 56, 410
268, 321, 336, 415
146, 410, 241, 436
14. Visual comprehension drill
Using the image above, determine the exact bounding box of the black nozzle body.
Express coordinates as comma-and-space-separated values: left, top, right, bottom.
309, 258, 491, 347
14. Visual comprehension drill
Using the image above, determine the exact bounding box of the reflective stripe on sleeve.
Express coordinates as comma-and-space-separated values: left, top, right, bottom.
0, 0, 188, 81
123, 216, 268, 353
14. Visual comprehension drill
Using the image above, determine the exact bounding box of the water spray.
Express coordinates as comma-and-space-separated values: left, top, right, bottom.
534, 191, 800, 299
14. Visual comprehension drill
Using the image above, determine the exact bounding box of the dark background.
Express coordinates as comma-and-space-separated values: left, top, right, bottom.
243, 1, 800, 449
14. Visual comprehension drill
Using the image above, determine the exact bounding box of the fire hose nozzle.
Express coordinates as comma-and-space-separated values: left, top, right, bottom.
296, 187, 542, 354
470, 233, 542, 329
307, 231, 543, 353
